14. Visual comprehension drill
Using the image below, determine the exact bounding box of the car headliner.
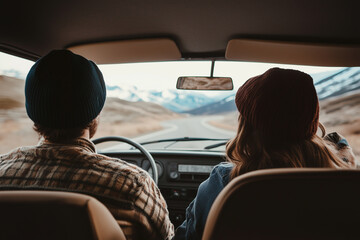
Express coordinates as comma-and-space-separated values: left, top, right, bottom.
0, 0, 359, 60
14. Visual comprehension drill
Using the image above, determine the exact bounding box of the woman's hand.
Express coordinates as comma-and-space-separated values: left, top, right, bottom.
323, 132, 357, 168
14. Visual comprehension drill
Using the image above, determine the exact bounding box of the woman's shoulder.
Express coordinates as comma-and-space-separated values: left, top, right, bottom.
209, 162, 234, 185
213, 162, 233, 173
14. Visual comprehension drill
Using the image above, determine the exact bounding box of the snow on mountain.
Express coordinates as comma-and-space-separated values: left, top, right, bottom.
314, 67, 360, 99
107, 85, 142, 101
107, 67, 360, 115
311, 69, 343, 83
184, 93, 237, 115
184, 67, 360, 115
106, 85, 219, 112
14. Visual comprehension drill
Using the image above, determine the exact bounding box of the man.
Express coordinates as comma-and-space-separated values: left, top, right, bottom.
0, 50, 174, 240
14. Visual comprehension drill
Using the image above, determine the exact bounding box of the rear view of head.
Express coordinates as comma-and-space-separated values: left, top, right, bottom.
227, 68, 349, 178
235, 67, 319, 145
25, 50, 106, 142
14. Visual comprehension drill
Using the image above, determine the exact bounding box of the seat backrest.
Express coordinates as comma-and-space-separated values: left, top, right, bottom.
202, 168, 360, 240
0, 191, 126, 240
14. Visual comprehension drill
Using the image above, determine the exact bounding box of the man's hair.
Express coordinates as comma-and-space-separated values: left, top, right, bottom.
33, 118, 98, 143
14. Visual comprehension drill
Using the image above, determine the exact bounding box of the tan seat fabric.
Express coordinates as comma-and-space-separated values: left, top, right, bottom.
203, 168, 360, 240
0, 191, 126, 240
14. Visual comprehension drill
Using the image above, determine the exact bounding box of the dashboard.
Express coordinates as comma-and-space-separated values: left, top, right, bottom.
102, 150, 226, 227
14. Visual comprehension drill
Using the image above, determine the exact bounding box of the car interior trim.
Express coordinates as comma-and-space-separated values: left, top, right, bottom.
226, 39, 360, 66
68, 38, 182, 64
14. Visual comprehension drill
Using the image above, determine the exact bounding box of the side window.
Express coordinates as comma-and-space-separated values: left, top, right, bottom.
0, 52, 36, 153
316, 68, 360, 158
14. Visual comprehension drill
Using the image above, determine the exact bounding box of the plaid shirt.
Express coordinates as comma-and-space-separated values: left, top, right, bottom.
0, 138, 174, 240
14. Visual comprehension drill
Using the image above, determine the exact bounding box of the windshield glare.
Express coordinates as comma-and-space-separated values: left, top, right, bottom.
0, 52, 359, 156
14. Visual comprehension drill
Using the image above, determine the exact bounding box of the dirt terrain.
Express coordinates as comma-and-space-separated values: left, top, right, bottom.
1, 74, 359, 157
209, 91, 360, 157
96, 97, 179, 138
319, 91, 360, 156
0, 75, 179, 154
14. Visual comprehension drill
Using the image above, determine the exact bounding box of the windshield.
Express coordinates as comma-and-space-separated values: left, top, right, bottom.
0, 52, 359, 155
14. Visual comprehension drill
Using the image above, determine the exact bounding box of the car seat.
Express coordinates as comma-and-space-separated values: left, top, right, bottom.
202, 168, 360, 240
0, 191, 126, 240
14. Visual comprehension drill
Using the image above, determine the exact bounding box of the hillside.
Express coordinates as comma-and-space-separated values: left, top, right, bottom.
208, 90, 360, 156
315, 68, 360, 99
0, 75, 179, 153
96, 97, 179, 138
0, 76, 35, 153
103, 97, 175, 120
0, 75, 25, 109
106, 85, 224, 112
319, 91, 360, 156
185, 95, 236, 115
186, 67, 360, 115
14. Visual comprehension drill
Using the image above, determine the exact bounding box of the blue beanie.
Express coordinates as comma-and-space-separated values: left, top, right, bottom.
25, 50, 106, 129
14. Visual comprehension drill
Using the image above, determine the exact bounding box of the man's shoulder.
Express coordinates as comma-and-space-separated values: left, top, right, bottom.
0, 145, 151, 186
0, 146, 35, 160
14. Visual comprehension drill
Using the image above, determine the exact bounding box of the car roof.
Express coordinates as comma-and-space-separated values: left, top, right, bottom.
1, 0, 359, 61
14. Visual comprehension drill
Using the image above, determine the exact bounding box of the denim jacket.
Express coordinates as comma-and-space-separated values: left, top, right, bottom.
174, 162, 233, 240
173, 133, 356, 240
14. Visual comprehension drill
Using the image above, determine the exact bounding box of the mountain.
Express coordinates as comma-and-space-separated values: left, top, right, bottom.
185, 67, 360, 115
0, 75, 177, 120
1, 69, 24, 79
185, 95, 236, 115
96, 97, 179, 141
106, 85, 220, 112
0, 75, 25, 109
0, 75, 179, 153
314, 67, 360, 99
102, 97, 177, 123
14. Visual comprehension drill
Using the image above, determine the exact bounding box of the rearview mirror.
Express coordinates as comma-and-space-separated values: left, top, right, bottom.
176, 77, 233, 90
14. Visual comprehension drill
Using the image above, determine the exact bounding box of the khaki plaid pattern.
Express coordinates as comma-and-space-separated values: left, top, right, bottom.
0, 138, 174, 240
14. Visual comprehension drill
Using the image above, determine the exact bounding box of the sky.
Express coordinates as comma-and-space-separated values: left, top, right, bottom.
0, 51, 342, 92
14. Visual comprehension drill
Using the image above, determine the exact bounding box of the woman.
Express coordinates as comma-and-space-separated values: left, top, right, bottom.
174, 67, 356, 240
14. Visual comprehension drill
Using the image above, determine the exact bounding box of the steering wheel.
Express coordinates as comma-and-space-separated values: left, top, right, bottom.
92, 136, 158, 185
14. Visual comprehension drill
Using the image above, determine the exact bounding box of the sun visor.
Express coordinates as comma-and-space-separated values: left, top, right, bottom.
226, 39, 360, 67
68, 39, 181, 64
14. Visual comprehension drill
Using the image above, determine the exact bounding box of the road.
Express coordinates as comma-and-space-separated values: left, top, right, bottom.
133, 115, 235, 150
102, 115, 235, 151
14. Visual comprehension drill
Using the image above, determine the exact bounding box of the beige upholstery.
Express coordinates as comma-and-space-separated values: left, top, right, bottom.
202, 168, 360, 240
0, 191, 126, 240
